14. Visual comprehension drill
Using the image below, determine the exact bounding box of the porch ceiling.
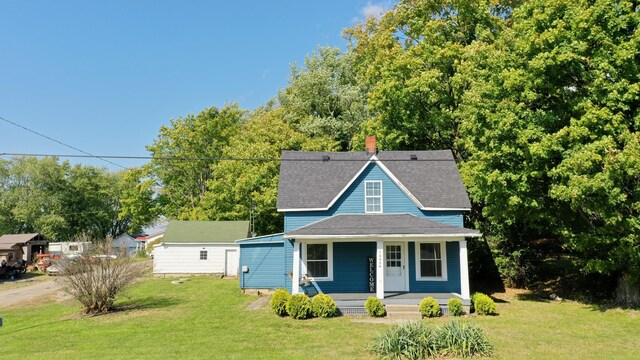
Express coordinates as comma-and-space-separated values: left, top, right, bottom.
284, 214, 480, 239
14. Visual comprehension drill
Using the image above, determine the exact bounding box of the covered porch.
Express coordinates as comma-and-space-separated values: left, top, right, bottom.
286, 214, 481, 302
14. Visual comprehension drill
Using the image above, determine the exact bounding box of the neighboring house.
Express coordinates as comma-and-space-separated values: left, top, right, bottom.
49, 241, 92, 256
0, 233, 49, 264
112, 234, 139, 256
153, 221, 250, 276
237, 136, 480, 305
135, 221, 168, 253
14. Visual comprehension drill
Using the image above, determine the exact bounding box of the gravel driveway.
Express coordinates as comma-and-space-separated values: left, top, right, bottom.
0, 278, 62, 308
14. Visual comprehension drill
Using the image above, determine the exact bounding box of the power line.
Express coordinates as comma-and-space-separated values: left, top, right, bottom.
0, 115, 126, 169
0, 152, 469, 162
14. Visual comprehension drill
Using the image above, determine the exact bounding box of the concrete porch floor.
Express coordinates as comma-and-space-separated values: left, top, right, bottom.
327, 292, 469, 307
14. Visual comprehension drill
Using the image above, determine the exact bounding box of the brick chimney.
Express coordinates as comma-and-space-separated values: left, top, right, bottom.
365, 135, 377, 154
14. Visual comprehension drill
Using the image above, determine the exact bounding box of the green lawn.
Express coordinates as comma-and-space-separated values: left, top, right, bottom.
0, 278, 637, 359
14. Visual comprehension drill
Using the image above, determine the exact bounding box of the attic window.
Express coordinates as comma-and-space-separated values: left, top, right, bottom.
410, 154, 418, 160
365, 180, 383, 213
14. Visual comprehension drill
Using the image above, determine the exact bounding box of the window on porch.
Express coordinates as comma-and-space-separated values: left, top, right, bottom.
416, 242, 447, 280
306, 244, 328, 278
365, 180, 382, 213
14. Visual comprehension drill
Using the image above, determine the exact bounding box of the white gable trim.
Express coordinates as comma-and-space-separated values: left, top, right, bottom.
372, 155, 425, 209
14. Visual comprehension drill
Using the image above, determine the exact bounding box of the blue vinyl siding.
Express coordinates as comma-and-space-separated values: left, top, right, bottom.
239, 243, 286, 289
408, 241, 461, 293
312, 242, 376, 293
284, 163, 464, 232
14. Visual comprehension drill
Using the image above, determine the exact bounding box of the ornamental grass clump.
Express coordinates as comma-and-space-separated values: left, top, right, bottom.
437, 320, 494, 357
365, 296, 386, 317
311, 293, 338, 318
270, 288, 291, 316
286, 293, 312, 319
472, 293, 497, 316
419, 296, 441, 318
447, 297, 464, 316
370, 321, 439, 359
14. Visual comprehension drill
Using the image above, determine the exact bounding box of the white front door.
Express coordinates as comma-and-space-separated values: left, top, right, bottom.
384, 243, 406, 292
225, 249, 238, 276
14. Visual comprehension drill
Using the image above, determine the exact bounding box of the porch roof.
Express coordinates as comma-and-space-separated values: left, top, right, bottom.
283, 214, 481, 239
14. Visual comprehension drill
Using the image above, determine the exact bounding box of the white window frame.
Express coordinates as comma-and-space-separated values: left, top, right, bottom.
364, 180, 383, 213
199, 250, 208, 261
415, 241, 448, 281
301, 242, 333, 281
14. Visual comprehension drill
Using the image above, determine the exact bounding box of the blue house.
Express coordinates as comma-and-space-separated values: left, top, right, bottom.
237, 137, 480, 305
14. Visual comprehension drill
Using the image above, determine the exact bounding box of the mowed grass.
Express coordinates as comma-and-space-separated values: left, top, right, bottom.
1, 278, 638, 359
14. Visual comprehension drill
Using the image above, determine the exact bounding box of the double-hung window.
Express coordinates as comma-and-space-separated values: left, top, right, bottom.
416, 242, 447, 280
305, 243, 332, 281
199, 250, 208, 260
365, 180, 383, 213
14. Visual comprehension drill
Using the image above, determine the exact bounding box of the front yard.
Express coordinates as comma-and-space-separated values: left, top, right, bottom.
0, 277, 637, 359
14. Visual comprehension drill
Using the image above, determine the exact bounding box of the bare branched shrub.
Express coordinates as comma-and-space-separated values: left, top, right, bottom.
56, 240, 145, 314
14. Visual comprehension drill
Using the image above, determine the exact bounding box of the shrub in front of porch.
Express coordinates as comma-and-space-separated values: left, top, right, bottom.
311, 294, 337, 318
365, 296, 386, 317
286, 293, 312, 319
270, 288, 291, 316
447, 298, 464, 316
471, 293, 497, 316
419, 297, 441, 318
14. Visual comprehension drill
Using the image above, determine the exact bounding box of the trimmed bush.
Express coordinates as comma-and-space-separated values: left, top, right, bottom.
270, 288, 291, 316
364, 296, 386, 317
437, 320, 494, 357
472, 293, 497, 315
419, 296, 441, 318
286, 293, 312, 319
311, 293, 338, 318
370, 321, 438, 359
447, 297, 464, 316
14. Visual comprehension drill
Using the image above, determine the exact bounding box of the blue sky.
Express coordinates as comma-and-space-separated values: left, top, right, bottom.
0, 1, 392, 170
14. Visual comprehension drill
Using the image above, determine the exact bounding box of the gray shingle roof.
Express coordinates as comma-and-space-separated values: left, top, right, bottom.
276, 150, 471, 210
284, 214, 480, 238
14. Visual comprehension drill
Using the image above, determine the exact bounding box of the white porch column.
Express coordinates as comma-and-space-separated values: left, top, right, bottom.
459, 239, 470, 300
376, 240, 384, 299
292, 241, 301, 294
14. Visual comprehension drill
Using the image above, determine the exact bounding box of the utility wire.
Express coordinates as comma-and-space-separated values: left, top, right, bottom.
0, 115, 126, 169
0, 152, 469, 162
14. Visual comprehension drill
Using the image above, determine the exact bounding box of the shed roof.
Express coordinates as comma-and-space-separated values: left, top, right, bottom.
0, 233, 47, 245
276, 150, 471, 211
162, 221, 250, 244
284, 214, 480, 239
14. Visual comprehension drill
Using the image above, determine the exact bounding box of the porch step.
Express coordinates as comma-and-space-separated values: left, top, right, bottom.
385, 304, 421, 319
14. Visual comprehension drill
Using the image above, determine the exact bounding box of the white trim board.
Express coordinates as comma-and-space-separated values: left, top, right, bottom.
283, 233, 481, 240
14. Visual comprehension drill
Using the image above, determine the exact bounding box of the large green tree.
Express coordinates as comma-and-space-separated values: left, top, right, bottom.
278, 47, 368, 150
147, 104, 244, 219
345, 0, 513, 157
460, 0, 640, 301
0, 157, 157, 241
205, 107, 335, 235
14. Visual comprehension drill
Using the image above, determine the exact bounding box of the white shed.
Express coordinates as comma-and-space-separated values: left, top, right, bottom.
153, 220, 249, 276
